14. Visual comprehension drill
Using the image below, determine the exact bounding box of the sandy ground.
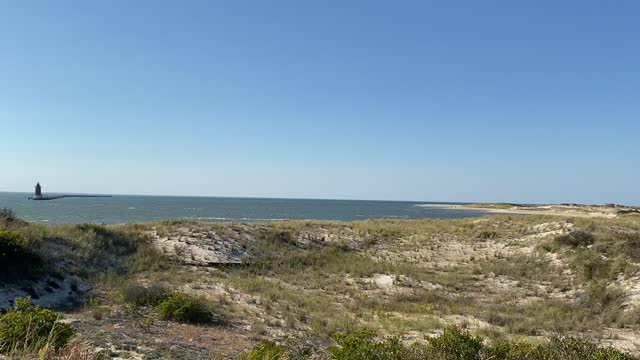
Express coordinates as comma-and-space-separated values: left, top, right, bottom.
4, 215, 640, 358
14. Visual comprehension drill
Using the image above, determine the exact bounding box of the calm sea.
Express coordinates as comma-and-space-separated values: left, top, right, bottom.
0, 192, 487, 224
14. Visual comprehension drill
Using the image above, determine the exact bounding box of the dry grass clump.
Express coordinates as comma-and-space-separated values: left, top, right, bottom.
42, 339, 98, 360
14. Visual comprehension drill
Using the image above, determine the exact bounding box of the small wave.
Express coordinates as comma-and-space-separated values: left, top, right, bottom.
128, 207, 136, 210
247, 218, 286, 221
191, 217, 286, 221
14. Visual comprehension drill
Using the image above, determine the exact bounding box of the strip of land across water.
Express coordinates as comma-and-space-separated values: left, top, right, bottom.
419, 202, 640, 218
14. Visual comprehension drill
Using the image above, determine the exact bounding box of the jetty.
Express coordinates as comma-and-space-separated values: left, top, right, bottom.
28, 182, 112, 201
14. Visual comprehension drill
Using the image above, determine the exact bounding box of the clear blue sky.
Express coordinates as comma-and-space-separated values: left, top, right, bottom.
1, 1, 638, 204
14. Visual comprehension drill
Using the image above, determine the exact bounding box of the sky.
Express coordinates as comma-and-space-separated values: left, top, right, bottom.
0, 1, 638, 204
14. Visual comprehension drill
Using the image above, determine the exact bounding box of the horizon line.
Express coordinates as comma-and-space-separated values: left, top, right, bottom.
1, 190, 636, 207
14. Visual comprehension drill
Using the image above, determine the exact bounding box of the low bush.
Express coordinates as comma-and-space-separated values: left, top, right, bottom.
483, 339, 539, 359
0, 297, 74, 354
0, 229, 29, 256
427, 326, 484, 359
477, 231, 498, 239
238, 340, 288, 360
329, 329, 416, 360
157, 293, 213, 324
555, 230, 595, 247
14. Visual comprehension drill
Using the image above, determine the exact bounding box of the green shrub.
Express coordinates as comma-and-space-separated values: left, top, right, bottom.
329, 329, 417, 360
158, 293, 213, 324
483, 339, 540, 359
427, 326, 483, 360
477, 231, 498, 239
0, 229, 29, 255
238, 340, 288, 360
329, 329, 379, 360
555, 231, 595, 247
0, 297, 74, 354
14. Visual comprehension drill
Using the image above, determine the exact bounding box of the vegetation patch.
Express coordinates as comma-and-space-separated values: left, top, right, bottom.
122, 283, 171, 307
158, 293, 215, 324
554, 230, 595, 247
0, 297, 74, 354
0, 208, 29, 227
241, 326, 637, 359
238, 340, 287, 360
261, 228, 297, 246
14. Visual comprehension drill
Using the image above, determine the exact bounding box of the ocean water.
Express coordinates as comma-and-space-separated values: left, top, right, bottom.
0, 192, 487, 224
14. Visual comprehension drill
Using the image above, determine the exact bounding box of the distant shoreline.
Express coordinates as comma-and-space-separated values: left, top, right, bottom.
416, 203, 635, 218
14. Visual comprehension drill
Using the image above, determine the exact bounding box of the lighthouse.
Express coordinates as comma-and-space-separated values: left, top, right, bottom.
34, 182, 42, 199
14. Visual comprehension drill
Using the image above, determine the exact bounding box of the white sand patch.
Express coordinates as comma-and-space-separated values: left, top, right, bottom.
363, 274, 395, 289
148, 228, 246, 265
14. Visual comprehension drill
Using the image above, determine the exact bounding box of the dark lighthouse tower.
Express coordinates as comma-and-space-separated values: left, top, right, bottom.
35, 182, 42, 198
